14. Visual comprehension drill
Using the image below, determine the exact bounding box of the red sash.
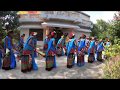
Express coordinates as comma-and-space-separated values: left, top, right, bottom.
91, 47, 95, 53
23, 50, 31, 55
58, 43, 62, 47
70, 48, 75, 53
48, 50, 56, 56
44, 44, 48, 49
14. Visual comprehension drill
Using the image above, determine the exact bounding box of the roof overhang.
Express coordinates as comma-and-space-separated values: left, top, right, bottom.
76, 28, 92, 33
41, 22, 80, 29
18, 25, 42, 30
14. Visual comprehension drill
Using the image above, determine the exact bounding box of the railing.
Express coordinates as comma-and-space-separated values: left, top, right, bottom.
80, 19, 93, 28
41, 11, 82, 22
19, 14, 43, 22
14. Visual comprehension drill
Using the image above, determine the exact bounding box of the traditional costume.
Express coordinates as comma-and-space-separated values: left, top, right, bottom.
45, 31, 57, 71
2, 31, 16, 70
106, 40, 111, 47
85, 37, 90, 54
17, 35, 25, 60
97, 40, 104, 62
33, 37, 38, 58
77, 34, 86, 67
66, 32, 76, 68
21, 32, 38, 73
88, 37, 95, 63
0, 39, 4, 69
43, 36, 50, 55
56, 36, 65, 56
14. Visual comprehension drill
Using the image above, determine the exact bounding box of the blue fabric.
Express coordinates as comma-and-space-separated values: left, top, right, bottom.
106, 42, 110, 46
77, 39, 86, 67
18, 37, 24, 46
97, 42, 104, 52
66, 38, 76, 56
0, 50, 2, 69
4, 36, 12, 50
56, 38, 65, 56
66, 38, 76, 66
31, 52, 38, 70
88, 40, 95, 56
44, 37, 50, 45
85, 39, 89, 46
33, 38, 37, 58
23, 36, 34, 51
46, 38, 57, 68
78, 39, 86, 51
4, 36, 16, 69
10, 50, 16, 68
24, 36, 38, 70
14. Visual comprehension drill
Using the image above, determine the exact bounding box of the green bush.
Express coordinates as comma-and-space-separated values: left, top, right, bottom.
103, 55, 120, 79
103, 41, 120, 79
104, 44, 120, 59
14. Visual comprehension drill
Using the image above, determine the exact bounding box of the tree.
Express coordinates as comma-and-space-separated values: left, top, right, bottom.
91, 19, 110, 39
0, 11, 19, 38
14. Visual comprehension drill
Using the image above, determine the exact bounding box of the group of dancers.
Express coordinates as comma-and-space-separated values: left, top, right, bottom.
0, 30, 111, 73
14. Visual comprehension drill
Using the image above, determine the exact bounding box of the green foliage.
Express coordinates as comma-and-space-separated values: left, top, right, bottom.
103, 43, 120, 79
104, 44, 120, 58
0, 11, 19, 30
0, 11, 19, 41
91, 19, 110, 39
91, 12, 120, 43
103, 55, 120, 79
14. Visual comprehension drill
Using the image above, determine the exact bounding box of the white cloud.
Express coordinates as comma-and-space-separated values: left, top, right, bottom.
82, 11, 116, 23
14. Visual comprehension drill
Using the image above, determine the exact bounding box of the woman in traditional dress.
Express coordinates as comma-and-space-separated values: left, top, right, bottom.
88, 37, 95, 63
66, 32, 77, 68
2, 30, 16, 70
56, 35, 65, 56
17, 34, 25, 61
85, 36, 90, 54
64, 33, 69, 56
45, 31, 57, 71
94, 38, 99, 61
33, 34, 38, 58
106, 39, 111, 47
0, 37, 4, 69
21, 32, 38, 73
43, 33, 51, 55
77, 34, 86, 67
97, 39, 104, 62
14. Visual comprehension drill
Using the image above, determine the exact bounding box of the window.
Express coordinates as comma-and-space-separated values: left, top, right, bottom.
29, 29, 43, 41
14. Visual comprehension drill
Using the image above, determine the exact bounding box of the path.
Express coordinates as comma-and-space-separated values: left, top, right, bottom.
0, 55, 105, 79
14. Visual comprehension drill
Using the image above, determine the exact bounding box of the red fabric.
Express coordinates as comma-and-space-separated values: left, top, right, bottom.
30, 32, 34, 36
69, 32, 74, 38
81, 33, 86, 38
48, 50, 56, 56
44, 44, 48, 49
90, 47, 95, 53
23, 50, 31, 55
58, 44, 62, 47
70, 48, 75, 53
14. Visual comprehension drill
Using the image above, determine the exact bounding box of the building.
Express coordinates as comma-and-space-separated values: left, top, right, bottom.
18, 11, 93, 46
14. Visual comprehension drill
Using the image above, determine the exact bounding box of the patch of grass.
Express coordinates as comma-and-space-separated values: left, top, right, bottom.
103, 55, 120, 79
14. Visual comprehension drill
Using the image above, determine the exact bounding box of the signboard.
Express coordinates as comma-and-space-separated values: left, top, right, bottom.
17, 11, 41, 14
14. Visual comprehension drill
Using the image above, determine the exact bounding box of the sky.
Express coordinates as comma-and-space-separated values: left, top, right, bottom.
82, 11, 117, 23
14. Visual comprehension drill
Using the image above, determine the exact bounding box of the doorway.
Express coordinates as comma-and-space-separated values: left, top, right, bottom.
54, 27, 63, 44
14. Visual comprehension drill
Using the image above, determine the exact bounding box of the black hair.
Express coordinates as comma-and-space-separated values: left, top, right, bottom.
7, 30, 13, 36
23, 34, 25, 36
71, 35, 75, 39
